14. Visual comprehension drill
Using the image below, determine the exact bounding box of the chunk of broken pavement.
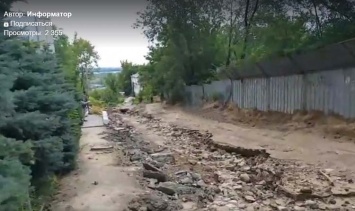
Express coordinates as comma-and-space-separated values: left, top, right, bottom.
90, 146, 113, 151
142, 162, 160, 172
142, 170, 168, 182
150, 152, 175, 164
244, 195, 255, 202
196, 180, 206, 187
156, 182, 197, 195
127, 193, 183, 211
179, 176, 193, 185
239, 173, 251, 183
147, 179, 157, 189
156, 182, 177, 195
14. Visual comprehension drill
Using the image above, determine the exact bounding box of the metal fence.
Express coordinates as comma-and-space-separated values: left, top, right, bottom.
184, 38, 355, 119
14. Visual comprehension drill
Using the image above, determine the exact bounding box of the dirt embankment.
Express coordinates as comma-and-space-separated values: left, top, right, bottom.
194, 102, 355, 141
107, 107, 355, 211
141, 103, 355, 174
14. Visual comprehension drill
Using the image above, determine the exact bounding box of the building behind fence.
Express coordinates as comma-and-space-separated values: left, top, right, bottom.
131, 73, 142, 97
185, 38, 355, 119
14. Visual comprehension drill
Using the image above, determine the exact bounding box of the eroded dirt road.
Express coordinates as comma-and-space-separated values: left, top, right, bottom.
107, 106, 355, 210
52, 115, 142, 211
53, 104, 355, 210
143, 103, 355, 174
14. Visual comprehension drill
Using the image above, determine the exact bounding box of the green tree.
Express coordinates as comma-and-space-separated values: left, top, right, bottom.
0, 1, 84, 209
92, 74, 123, 105
134, 0, 225, 103
117, 60, 139, 96
134, 0, 355, 105
72, 33, 100, 96
0, 1, 33, 209
54, 33, 100, 125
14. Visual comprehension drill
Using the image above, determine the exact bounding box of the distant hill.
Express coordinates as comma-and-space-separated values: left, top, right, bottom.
90, 67, 122, 88
93, 67, 122, 74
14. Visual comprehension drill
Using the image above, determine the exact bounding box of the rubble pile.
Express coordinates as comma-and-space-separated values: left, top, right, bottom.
107, 109, 355, 210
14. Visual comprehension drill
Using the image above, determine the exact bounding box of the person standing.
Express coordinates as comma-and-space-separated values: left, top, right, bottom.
81, 95, 89, 117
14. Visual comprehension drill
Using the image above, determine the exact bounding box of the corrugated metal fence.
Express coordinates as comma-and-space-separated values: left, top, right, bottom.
184, 39, 355, 118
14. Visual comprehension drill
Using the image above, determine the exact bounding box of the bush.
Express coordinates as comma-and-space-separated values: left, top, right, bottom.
89, 89, 104, 101
211, 92, 224, 102
89, 72, 125, 107
89, 88, 124, 107
0, 136, 33, 210
165, 84, 185, 105
139, 84, 154, 103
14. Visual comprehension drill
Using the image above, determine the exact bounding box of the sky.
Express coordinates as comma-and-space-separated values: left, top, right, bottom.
12, 0, 149, 67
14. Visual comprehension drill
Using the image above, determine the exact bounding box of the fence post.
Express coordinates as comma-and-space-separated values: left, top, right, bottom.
288, 55, 307, 112
200, 85, 204, 106
301, 74, 307, 111
241, 79, 245, 108
267, 77, 271, 111
202, 84, 205, 101
230, 79, 234, 103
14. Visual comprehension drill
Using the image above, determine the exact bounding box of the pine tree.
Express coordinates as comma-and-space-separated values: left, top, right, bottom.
0, 1, 81, 209
0, 3, 34, 209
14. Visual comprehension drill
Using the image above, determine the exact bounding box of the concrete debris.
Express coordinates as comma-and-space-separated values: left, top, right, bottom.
125, 193, 183, 211
90, 145, 113, 151
143, 162, 161, 172
105, 108, 355, 211
150, 152, 175, 164
143, 170, 168, 183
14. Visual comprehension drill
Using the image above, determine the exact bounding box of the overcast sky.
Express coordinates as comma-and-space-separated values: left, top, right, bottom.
12, 0, 149, 67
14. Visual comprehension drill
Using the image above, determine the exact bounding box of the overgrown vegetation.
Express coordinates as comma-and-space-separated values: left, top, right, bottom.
0, 1, 99, 209
88, 60, 140, 109
116, 61, 140, 96
89, 72, 124, 112
54, 32, 99, 96
211, 92, 224, 103
129, 0, 355, 104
